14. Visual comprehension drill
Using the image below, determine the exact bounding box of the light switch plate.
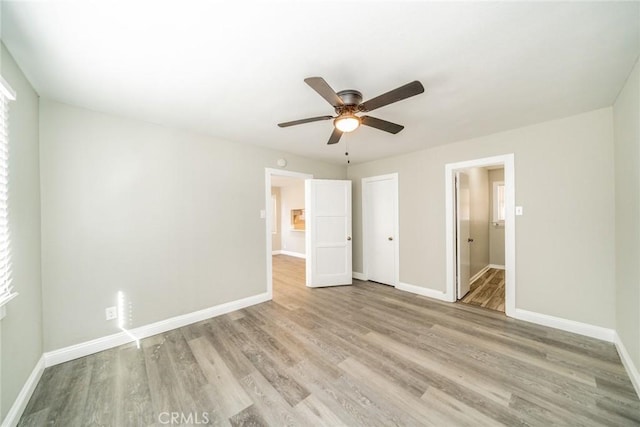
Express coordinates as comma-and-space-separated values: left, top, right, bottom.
105, 306, 117, 320
260, 209, 266, 219
515, 206, 523, 216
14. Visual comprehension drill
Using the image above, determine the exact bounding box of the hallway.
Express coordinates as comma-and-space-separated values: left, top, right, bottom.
460, 268, 505, 312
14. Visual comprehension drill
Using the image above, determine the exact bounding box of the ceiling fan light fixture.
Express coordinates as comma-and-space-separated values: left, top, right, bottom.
334, 114, 360, 133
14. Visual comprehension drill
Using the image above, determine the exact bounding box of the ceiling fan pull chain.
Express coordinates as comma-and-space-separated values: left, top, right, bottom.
345, 141, 350, 164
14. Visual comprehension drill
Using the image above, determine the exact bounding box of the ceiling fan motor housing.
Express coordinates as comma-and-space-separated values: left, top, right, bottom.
336, 89, 362, 107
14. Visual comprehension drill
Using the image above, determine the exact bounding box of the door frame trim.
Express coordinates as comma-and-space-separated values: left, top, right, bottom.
455, 170, 471, 299
444, 154, 516, 317
265, 168, 313, 299
362, 173, 400, 287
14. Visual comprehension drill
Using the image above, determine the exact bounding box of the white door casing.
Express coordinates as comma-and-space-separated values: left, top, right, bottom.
363, 174, 399, 286
456, 171, 471, 299
305, 179, 353, 287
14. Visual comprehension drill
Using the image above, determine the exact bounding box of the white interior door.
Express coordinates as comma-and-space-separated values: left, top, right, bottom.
364, 175, 398, 286
456, 171, 471, 298
305, 179, 352, 287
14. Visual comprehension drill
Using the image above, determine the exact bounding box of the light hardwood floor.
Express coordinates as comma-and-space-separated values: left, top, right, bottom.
19, 255, 640, 426
460, 268, 505, 312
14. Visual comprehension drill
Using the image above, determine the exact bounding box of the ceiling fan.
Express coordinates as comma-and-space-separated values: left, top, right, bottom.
278, 77, 425, 145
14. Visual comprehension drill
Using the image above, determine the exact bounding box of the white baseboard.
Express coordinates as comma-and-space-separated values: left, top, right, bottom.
271, 250, 282, 255
470, 265, 491, 284
614, 332, 640, 398
352, 271, 366, 281
396, 282, 451, 302
512, 308, 615, 342
277, 250, 306, 259
489, 264, 505, 270
1, 355, 45, 427
44, 292, 270, 367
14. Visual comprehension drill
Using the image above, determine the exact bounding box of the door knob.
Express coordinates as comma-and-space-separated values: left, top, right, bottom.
388, 237, 393, 241
468, 238, 474, 242
347, 236, 352, 241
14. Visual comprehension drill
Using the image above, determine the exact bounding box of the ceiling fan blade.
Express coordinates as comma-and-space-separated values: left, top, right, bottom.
361, 115, 405, 134
304, 77, 344, 107
360, 80, 424, 112
327, 128, 343, 145
278, 115, 333, 128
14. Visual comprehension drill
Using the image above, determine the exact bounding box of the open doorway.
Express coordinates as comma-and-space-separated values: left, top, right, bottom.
265, 169, 312, 299
455, 167, 506, 312
271, 175, 306, 297
445, 154, 516, 317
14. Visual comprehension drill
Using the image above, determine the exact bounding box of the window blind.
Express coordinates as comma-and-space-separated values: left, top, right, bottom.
0, 75, 16, 309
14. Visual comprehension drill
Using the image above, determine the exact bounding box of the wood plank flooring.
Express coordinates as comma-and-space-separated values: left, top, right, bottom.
19, 255, 640, 426
460, 268, 505, 312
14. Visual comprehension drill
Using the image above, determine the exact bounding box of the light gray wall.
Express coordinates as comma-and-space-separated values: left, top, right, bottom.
271, 187, 281, 252
489, 168, 505, 266
39, 99, 345, 351
279, 180, 305, 256
348, 107, 615, 328
467, 167, 489, 277
613, 57, 640, 371
0, 44, 43, 420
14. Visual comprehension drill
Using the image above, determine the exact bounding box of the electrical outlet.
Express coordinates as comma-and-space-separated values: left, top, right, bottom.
105, 306, 117, 321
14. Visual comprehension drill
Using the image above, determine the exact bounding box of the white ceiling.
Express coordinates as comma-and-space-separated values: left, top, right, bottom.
2, 1, 639, 165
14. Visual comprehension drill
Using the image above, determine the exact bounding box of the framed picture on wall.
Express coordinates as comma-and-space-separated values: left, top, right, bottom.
291, 209, 305, 230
